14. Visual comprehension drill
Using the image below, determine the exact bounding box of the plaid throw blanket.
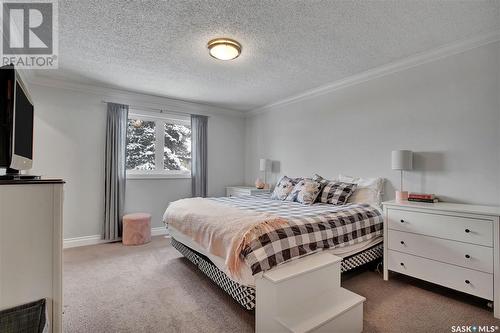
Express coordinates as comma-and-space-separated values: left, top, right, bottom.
211, 194, 383, 275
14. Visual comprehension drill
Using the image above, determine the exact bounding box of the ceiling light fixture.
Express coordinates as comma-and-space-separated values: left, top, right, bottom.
207, 38, 241, 60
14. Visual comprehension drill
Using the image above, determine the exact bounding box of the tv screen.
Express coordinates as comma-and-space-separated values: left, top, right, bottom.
0, 66, 35, 175
0, 66, 15, 169
13, 81, 34, 160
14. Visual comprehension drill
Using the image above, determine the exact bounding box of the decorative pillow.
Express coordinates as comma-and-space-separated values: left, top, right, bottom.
338, 174, 384, 207
312, 174, 334, 202
270, 176, 297, 200
312, 173, 330, 186
318, 181, 357, 205
285, 178, 323, 205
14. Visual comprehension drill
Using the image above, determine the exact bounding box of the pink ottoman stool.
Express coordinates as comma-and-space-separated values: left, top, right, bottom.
122, 213, 151, 246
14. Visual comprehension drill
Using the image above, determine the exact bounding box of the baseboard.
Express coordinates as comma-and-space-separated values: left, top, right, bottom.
64, 226, 169, 249
63, 235, 111, 249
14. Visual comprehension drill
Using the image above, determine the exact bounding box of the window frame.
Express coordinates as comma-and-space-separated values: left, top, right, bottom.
126, 109, 192, 179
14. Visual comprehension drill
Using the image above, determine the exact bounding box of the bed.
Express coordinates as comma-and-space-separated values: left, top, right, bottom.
163, 193, 383, 311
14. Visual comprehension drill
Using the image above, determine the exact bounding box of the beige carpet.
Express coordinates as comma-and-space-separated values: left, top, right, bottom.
64, 236, 500, 333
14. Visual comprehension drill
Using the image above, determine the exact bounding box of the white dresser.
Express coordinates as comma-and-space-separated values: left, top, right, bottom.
226, 186, 270, 197
383, 200, 500, 318
0, 180, 64, 332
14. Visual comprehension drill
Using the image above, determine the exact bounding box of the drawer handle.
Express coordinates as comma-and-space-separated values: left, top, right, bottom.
400, 262, 405, 266
400, 241, 405, 245
465, 229, 470, 233
465, 280, 470, 284
465, 254, 471, 259
400, 219, 405, 223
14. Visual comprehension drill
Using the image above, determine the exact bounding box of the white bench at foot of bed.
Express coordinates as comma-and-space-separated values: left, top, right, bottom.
256, 253, 365, 333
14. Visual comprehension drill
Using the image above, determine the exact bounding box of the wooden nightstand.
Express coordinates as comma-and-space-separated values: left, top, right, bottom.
226, 186, 270, 197
382, 200, 500, 318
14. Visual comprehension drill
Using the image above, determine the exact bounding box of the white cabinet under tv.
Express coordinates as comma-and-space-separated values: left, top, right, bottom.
0, 180, 64, 333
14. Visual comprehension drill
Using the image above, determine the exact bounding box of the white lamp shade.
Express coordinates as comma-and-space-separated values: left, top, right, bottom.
391, 150, 413, 170
260, 159, 269, 172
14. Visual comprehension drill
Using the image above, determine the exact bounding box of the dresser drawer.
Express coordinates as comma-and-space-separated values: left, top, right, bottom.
388, 209, 493, 247
388, 250, 493, 300
388, 230, 493, 273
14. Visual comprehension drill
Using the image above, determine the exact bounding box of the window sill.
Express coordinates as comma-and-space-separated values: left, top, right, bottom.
126, 173, 191, 180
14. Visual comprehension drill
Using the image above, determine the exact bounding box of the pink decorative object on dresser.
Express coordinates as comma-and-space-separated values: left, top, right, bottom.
122, 213, 152, 245
255, 177, 265, 189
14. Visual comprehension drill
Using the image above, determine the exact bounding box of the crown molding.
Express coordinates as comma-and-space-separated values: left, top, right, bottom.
247, 30, 500, 117
26, 76, 246, 118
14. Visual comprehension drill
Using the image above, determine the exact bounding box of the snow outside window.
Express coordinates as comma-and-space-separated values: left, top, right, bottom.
126, 110, 191, 179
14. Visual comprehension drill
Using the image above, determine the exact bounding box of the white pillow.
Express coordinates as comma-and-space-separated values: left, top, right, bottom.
338, 174, 384, 207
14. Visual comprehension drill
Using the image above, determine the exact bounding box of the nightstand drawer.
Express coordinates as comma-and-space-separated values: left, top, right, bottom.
388, 209, 493, 246
388, 250, 493, 300
227, 189, 249, 197
226, 186, 270, 197
388, 230, 493, 273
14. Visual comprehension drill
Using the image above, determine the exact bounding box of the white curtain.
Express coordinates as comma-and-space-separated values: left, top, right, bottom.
191, 114, 208, 197
104, 102, 128, 240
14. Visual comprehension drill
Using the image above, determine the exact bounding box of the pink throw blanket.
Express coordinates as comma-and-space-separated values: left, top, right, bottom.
163, 198, 288, 276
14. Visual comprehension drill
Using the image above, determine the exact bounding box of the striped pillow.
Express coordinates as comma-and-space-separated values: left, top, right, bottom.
318, 181, 357, 205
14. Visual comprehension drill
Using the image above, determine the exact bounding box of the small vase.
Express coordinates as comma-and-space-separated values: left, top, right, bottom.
395, 191, 409, 202
255, 178, 265, 189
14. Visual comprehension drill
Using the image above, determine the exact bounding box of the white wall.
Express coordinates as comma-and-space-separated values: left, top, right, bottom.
245, 42, 500, 205
28, 83, 245, 239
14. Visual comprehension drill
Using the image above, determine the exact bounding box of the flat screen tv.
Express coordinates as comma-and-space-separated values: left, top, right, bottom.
0, 64, 36, 178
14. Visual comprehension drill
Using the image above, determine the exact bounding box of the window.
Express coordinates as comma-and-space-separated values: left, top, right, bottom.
126, 110, 191, 178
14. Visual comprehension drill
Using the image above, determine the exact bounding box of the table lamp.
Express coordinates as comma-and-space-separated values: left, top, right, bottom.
259, 158, 270, 189
392, 150, 413, 201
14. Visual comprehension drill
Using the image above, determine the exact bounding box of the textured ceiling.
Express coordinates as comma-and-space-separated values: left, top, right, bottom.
34, 0, 500, 111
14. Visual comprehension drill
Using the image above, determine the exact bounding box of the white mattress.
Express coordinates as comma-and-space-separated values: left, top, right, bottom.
169, 226, 382, 287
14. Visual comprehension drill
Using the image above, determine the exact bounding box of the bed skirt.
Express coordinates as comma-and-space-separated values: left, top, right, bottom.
171, 237, 383, 310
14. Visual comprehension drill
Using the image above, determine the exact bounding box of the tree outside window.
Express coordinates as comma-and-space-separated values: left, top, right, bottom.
126, 111, 191, 177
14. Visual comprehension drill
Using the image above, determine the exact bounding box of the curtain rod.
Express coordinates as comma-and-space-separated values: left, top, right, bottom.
100, 100, 210, 118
